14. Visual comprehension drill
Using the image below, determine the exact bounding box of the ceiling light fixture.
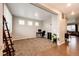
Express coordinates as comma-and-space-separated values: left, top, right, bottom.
67, 3, 71, 7
71, 11, 75, 15
35, 13, 38, 17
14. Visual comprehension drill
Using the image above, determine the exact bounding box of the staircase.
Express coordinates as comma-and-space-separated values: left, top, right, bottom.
3, 16, 15, 56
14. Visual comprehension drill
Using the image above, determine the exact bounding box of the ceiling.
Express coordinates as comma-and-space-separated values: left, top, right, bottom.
6, 3, 53, 20
7, 3, 79, 20
44, 3, 79, 17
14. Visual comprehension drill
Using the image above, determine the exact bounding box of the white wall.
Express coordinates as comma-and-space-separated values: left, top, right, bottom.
42, 15, 52, 32
4, 4, 12, 33
42, 14, 59, 38
0, 3, 3, 56
12, 16, 42, 40
42, 16, 52, 38
51, 14, 59, 36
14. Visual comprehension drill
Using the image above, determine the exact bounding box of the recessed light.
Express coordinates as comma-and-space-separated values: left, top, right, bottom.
71, 11, 75, 15
67, 3, 71, 7
35, 13, 38, 17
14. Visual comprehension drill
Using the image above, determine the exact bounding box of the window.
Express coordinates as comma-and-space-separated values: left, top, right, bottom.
67, 25, 76, 32
27, 21, 33, 26
35, 22, 39, 26
19, 20, 25, 25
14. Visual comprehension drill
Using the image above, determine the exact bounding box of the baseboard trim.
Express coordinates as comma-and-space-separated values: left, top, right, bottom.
13, 37, 37, 41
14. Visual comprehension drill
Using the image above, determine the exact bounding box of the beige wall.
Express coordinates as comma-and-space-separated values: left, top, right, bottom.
0, 3, 3, 56
12, 16, 43, 40
58, 16, 67, 45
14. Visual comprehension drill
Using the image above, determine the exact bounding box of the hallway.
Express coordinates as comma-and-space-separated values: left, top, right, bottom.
13, 36, 79, 56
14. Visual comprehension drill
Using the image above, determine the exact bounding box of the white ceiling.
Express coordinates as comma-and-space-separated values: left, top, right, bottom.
44, 3, 79, 17
6, 3, 53, 20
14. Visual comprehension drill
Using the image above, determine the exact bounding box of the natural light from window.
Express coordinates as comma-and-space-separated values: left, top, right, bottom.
67, 25, 75, 31
19, 20, 25, 25
35, 22, 39, 26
